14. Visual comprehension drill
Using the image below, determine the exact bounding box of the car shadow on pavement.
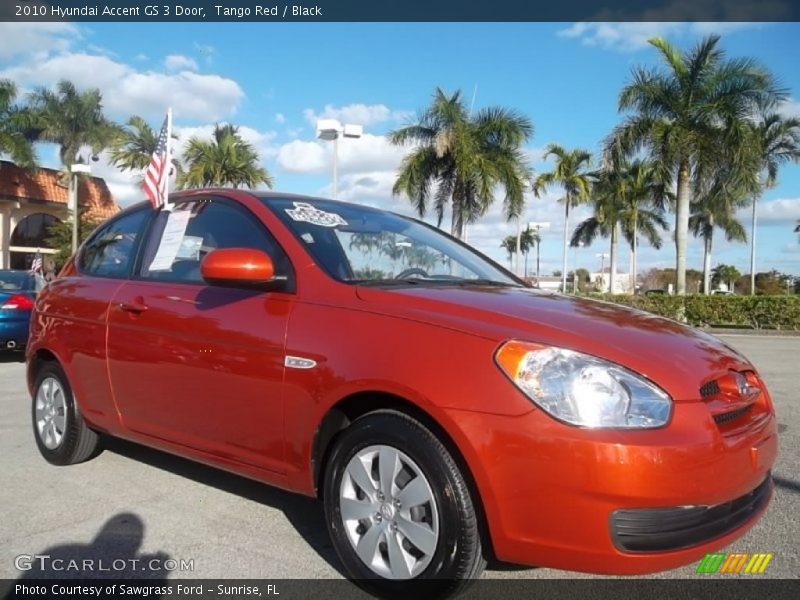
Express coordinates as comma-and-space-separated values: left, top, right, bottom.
5, 512, 171, 585
0, 352, 25, 364
774, 475, 800, 495
102, 436, 347, 578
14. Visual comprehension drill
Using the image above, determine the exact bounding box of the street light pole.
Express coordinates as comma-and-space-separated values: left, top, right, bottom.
597, 252, 609, 292
332, 135, 339, 199
316, 119, 363, 199
69, 163, 91, 254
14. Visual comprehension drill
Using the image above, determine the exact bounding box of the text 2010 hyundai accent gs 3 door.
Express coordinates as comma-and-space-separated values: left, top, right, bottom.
27, 190, 777, 597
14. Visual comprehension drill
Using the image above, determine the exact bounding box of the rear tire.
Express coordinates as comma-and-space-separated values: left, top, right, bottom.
323, 410, 485, 598
32, 362, 102, 465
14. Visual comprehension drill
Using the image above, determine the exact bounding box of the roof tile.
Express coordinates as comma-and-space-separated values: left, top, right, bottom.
0, 160, 120, 222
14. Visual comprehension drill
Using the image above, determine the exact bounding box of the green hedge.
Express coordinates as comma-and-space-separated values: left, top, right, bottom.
585, 294, 800, 330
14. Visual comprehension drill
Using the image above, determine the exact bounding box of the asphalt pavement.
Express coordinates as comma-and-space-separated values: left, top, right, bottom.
0, 335, 797, 585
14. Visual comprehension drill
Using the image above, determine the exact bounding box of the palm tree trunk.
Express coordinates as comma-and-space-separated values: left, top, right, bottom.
515, 216, 522, 276
561, 196, 570, 293
451, 191, 463, 239
675, 160, 691, 295
703, 228, 713, 295
609, 221, 618, 294
749, 196, 757, 295
632, 211, 638, 295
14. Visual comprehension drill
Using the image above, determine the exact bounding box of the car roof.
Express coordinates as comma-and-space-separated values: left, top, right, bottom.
121, 189, 393, 218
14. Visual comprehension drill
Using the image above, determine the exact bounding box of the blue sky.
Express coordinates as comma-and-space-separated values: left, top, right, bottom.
1, 21, 799, 278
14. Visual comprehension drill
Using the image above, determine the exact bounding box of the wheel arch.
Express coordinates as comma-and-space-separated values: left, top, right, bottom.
27, 348, 61, 393
311, 390, 496, 559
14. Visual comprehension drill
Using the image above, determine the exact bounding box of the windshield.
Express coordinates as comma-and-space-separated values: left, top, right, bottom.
264, 198, 520, 287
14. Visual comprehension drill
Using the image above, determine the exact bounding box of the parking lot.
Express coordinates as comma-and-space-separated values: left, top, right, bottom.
0, 335, 797, 585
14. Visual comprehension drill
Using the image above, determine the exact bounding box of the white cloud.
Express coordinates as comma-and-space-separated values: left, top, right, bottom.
0, 22, 79, 60
277, 140, 327, 173
90, 150, 145, 208
277, 133, 408, 175
164, 54, 198, 72
557, 22, 760, 53
779, 98, 800, 119
557, 22, 684, 53
1, 52, 244, 121
274, 113, 286, 124
303, 103, 412, 128
736, 197, 800, 226
116, 70, 244, 120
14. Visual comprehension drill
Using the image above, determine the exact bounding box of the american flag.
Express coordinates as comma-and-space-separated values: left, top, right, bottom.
29, 252, 43, 274
143, 111, 172, 210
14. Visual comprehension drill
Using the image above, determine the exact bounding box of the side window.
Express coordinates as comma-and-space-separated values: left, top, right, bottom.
78, 209, 148, 278
139, 199, 290, 284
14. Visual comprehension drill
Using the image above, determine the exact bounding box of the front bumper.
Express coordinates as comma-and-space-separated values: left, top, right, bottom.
610, 475, 772, 552
445, 392, 777, 575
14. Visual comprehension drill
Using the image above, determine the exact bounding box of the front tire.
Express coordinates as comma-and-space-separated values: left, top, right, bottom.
323, 410, 485, 597
32, 362, 102, 465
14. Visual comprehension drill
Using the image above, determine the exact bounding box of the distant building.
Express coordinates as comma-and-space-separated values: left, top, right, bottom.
0, 161, 119, 271
529, 275, 564, 291
590, 269, 632, 294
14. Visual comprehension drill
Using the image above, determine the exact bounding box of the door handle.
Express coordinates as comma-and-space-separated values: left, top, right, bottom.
118, 298, 149, 314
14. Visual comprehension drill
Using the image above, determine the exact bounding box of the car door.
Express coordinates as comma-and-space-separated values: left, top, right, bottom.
106, 196, 294, 474
32, 208, 152, 432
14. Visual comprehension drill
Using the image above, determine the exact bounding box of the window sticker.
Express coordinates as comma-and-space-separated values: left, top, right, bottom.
149, 209, 192, 271
285, 202, 347, 227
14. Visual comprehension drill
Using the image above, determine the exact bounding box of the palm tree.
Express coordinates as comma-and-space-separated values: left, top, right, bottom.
570, 168, 623, 293
519, 226, 540, 278
0, 78, 37, 168
109, 115, 181, 180
536, 145, 593, 292
500, 236, 517, 269
28, 80, 119, 237
747, 113, 800, 294
711, 264, 742, 293
608, 35, 783, 295
28, 79, 119, 169
690, 130, 758, 294
689, 201, 748, 294
177, 124, 274, 189
390, 87, 533, 239
616, 159, 671, 292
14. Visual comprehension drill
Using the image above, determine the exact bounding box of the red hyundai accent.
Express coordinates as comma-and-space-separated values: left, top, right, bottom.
28, 190, 776, 596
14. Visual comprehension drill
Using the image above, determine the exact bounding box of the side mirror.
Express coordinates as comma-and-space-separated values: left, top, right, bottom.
200, 248, 280, 288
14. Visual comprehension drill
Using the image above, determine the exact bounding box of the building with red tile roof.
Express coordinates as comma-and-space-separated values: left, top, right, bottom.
0, 160, 120, 270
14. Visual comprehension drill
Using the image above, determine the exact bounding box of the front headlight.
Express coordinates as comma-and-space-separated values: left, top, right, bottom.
495, 341, 672, 429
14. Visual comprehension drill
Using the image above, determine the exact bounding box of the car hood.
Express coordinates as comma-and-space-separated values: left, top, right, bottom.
354, 285, 753, 402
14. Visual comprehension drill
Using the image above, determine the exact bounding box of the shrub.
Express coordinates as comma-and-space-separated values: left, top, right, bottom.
585, 294, 800, 330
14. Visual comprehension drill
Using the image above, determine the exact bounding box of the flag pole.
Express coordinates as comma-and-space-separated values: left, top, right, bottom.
164, 107, 173, 211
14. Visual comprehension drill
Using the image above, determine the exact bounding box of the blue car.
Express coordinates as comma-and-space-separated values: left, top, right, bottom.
0, 270, 45, 351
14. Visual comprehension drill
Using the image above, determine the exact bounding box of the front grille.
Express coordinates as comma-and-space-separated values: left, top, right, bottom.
714, 404, 753, 425
610, 476, 772, 552
700, 380, 720, 398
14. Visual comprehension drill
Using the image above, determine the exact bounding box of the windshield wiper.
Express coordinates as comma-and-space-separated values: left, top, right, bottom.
451, 279, 520, 287
352, 278, 426, 287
